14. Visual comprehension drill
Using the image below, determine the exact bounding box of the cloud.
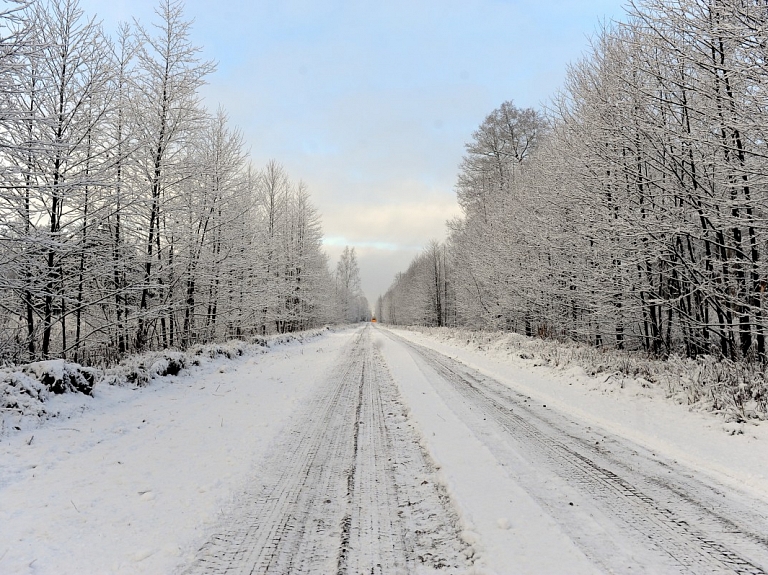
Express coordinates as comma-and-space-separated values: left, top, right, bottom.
322, 193, 461, 303
322, 194, 461, 249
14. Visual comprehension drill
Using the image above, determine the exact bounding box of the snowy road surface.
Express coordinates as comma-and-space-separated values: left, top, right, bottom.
183, 328, 467, 574
1, 325, 767, 574
377, 328, 768, 574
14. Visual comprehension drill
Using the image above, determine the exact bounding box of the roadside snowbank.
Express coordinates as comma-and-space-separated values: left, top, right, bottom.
387, 326, 768, 501
1, 327, 332, 436
403, 326, 768, 422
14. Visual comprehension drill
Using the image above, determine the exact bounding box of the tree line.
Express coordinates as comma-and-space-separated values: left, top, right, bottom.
0, 0, 366, 366
379, 0, 768, 362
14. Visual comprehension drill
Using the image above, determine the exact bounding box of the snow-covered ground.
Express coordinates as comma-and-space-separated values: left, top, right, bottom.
0, 329, 356, 574
1, 324, 767, 574
378, 325, 768, 573
385, 326, 768, 501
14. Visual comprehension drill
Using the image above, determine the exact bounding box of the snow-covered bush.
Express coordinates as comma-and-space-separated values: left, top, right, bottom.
1, 370, 49, 417
103, 351, 192, 388
250, 326, 332, 349
191, 340, 248, 360
1, 360, 98, 421
21, 360, 97, 395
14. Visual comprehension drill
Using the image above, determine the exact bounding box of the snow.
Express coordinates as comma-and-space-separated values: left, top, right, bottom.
385, 326, 768, 502
373, 328, 599, 575
1, 323, 766, 573
0, 328, 353, 574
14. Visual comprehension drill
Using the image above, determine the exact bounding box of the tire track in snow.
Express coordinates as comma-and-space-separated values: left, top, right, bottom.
181, 327, 468, 574
338, 348, 408, 574
390, 330, 768, 575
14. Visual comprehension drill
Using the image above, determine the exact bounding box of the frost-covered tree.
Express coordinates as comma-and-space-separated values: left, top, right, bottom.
0, 0, 343, 365
379, 240, 452, 327
385, 0, 768, 362
334, 247, 370, 322
0, 0, 115, 360
132, 0, 215, 351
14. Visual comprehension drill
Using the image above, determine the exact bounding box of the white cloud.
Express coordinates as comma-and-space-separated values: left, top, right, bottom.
322, 195, 460, 248
322, 193, 461, 302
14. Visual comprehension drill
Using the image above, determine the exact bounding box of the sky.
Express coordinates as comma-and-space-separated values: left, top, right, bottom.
80, 0, 628, 308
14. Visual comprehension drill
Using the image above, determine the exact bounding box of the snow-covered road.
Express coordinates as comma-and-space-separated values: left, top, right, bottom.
183, 327, 467, 574
1, 324, 767, 574
378, 327, 768, 574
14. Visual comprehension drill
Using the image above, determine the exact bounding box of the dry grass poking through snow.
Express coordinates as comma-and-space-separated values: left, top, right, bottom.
405, 326, 768, 424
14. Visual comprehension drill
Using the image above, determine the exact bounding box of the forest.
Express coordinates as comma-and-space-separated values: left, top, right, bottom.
0, 0, 369, 366
379, 0, 768, 363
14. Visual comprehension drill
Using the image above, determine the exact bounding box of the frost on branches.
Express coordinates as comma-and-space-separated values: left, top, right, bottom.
380, 0, 768, 415
382, 0, 768, 364
0, 0, 350, 368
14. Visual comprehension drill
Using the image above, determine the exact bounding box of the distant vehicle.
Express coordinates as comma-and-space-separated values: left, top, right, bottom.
371, 317, 377, 323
